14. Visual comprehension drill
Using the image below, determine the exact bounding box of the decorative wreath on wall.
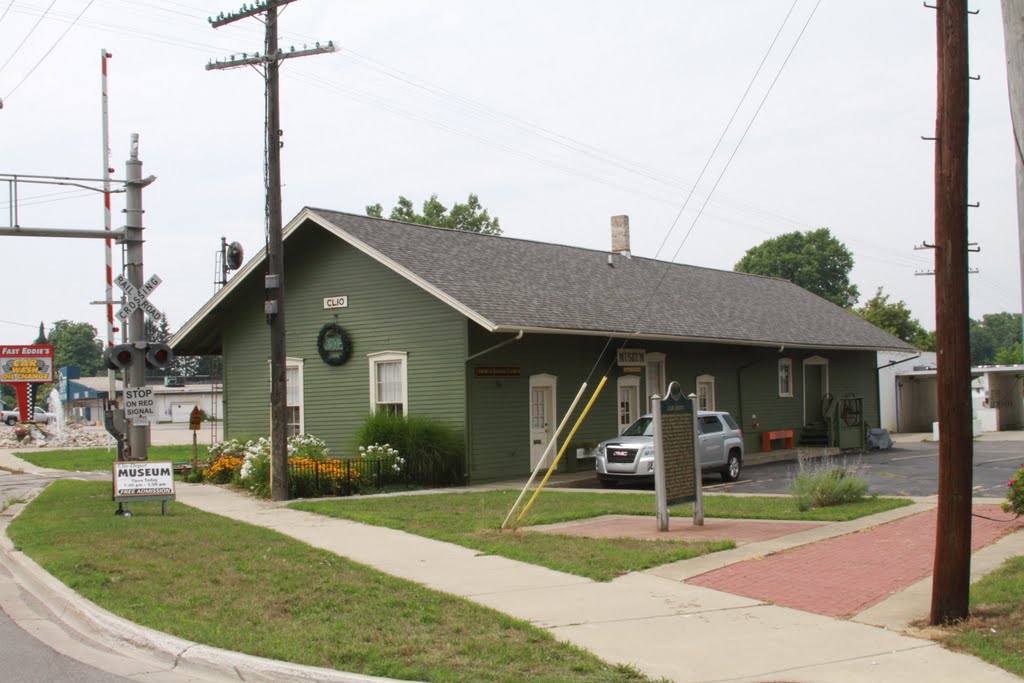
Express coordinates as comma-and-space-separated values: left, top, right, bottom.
317, 323, 352, 366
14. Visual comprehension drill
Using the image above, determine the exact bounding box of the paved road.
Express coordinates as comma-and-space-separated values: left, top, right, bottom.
0, 472, 134, 683
709, 441, 1020, 498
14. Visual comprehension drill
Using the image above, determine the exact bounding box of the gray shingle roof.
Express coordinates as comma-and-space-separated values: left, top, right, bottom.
308, 209, 912, 352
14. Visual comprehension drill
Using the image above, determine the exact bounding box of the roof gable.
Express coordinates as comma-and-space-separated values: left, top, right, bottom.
172, 208, 914, 353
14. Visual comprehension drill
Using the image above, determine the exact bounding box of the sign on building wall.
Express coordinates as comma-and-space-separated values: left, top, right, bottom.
616, 348, 645, 366
0, 345, 54, 383
323, 295, 349, 309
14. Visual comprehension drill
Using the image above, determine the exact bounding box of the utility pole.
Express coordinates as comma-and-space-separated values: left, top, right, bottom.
207, 1, 335, 501
930, 0, 974, 626
1001, 0, 1024, 363
124, 134, 156, 462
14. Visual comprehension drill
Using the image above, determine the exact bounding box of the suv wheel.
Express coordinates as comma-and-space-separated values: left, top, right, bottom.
721, 451, 741, 482
4, 416, 16, 426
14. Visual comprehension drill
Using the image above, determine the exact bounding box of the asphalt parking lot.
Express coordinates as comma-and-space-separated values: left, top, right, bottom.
570, 440, 1021, 498
709, 440, 1021, 498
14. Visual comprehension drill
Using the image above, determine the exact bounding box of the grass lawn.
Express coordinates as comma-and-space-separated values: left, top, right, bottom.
942, 555, 1024, 677
290, 491, 912, 581
9, 480, 659, 683
13, 445, 196, 472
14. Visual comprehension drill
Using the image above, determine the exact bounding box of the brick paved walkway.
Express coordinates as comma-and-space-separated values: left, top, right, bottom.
531, 514, 827, 544
688, 504, 1024, 618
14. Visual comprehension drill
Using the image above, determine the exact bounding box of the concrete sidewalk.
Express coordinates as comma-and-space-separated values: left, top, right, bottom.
1, 446, 1022, 682
173, 484, 1023, 683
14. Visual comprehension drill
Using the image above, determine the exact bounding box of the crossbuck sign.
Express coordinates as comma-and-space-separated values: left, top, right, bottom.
115, 273, 163, 322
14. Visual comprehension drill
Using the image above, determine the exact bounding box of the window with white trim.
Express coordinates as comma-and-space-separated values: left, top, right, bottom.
285, 358, 304, 436
645, 352, 666, 411
368, 351, 408, 416
696, 374, 716, 411
778, 358, 793, 397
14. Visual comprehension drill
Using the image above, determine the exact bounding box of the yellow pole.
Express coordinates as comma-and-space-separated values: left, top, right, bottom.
501, 382, 588, 530
515, 376, 608, 527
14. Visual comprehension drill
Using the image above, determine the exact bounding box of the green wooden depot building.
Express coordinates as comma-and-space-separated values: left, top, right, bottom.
171, 209, 912, 483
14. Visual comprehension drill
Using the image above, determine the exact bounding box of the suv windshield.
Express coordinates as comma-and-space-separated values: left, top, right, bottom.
622, 416, 654, 437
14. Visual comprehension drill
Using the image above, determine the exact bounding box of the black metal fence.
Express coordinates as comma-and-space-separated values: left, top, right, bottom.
287, 454, 464, 499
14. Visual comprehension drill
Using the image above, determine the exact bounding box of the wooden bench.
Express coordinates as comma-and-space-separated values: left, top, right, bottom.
760, 429, 794, 452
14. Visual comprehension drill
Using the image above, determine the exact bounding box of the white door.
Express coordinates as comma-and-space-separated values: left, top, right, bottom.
529, 375, 557, 470
617, 376, 640, 434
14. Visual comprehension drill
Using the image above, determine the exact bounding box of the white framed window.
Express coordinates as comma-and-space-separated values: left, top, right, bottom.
696, 374, 716, 411
368, 351, 408, 416
283, 357, 304, 436
645, 352, 666, 411
778, 358, 793, 397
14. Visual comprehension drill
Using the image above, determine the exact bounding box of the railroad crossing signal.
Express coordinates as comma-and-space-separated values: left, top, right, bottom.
103, 342, 175, 371
115, 273, 163, 322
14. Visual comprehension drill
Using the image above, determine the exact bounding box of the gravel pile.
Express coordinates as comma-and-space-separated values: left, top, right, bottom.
0, 423, 116, 449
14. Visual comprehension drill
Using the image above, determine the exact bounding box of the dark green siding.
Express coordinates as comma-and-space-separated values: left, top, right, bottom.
221, 224, 467, 456
466, 330, 618, 482
216, 221, 881, 481
466, 331, 882, 481
221, 276, 271, 439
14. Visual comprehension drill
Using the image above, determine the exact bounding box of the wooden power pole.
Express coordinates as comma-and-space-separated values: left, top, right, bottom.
207, 1, 335, 501
930, 0, 974, 626
1001, 0, 1024, 365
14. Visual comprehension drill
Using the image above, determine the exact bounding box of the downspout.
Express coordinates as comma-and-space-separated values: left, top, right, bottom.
464, 330, 525, 483
466, 330, 525, 362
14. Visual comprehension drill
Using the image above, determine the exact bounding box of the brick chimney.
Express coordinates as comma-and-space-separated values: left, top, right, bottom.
611, 215, 631, 257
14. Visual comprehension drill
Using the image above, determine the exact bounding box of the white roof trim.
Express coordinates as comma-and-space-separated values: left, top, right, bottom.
171, 208, 498, 348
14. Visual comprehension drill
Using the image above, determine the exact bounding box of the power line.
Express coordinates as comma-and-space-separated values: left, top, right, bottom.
3, 0, 95, 101
0, 0, 15, 26
616, 0, 823, 357
0, 0, 55, 77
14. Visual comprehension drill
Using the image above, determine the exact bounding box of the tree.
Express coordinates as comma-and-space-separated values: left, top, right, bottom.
734, 228, 859, 308
46, 320, 103, 376
994, 342, 1023, 366
366, 193, 502, 235
969, 312, 1022, 365
855, 288, 933, 349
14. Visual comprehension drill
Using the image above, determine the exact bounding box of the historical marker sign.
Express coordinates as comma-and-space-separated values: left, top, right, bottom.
653, 381, 702, 531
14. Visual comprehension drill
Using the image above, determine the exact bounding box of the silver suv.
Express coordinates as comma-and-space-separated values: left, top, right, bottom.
595, 411, 744, 487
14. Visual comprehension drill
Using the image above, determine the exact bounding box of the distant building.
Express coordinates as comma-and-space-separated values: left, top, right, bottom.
878, 351, 1024, 433
60, 374, 222, 425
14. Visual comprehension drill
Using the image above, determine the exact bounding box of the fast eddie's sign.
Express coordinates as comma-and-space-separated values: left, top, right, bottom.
1, 344, 55, 422
1, 344, 54, 383
112, 461, 176, 502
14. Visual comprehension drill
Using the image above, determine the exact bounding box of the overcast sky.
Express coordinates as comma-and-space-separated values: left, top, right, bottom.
1, 0, 1021, 349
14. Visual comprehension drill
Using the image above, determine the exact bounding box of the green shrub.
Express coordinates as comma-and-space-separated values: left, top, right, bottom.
1003, 463, 1024, 517
790, 455, 869, 511
355, 413, 465, 486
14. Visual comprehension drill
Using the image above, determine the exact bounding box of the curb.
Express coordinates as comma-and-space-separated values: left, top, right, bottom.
0, 494, 411, 683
